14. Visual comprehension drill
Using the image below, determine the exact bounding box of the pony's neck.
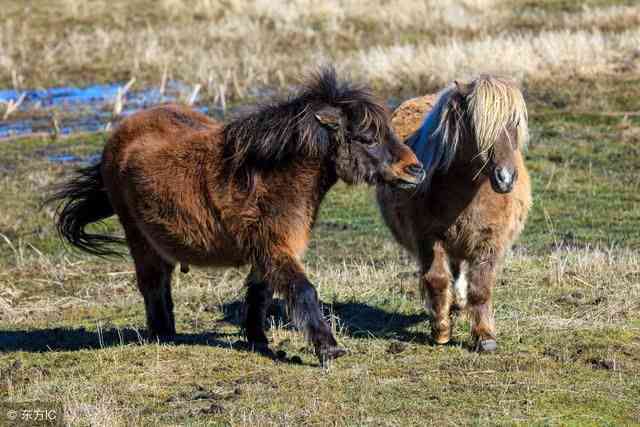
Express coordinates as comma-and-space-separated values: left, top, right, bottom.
410, 89, 456, 189
222, 100, 332, 174
315, 157, 340, 213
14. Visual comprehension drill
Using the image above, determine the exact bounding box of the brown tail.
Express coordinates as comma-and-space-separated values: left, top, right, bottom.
45, 161, 124, 256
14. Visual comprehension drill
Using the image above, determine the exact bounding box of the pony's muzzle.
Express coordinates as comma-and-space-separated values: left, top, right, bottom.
393, 163, 425, 189
491, 166, 516, 193
404, 163, 425, 179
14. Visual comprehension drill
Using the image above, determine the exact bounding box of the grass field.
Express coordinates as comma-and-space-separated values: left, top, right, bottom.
1, 0, 640, 426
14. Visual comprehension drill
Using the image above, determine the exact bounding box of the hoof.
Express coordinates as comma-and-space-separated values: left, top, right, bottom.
475, 339, 497, 353
248, 341, 274, 357
433, 336, 450, 345
317, 345, 347, 366
431, 322, 451, 346
432, 330, 450, 345
148, 322, 176, 342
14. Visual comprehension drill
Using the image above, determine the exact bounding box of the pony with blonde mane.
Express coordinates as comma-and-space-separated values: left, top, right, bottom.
377, 75, 531, 352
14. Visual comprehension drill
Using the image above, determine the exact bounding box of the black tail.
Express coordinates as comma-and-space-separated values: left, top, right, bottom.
45, 162, 124, 256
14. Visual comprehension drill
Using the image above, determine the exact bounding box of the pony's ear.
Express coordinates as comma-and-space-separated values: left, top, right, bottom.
314, 106, 343, 131
454, 80, 473, 97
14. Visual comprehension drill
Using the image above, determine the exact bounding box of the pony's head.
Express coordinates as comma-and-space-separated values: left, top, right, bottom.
308, 68, 425, 188
410, 75, 528, 193
224, 67, 425, 189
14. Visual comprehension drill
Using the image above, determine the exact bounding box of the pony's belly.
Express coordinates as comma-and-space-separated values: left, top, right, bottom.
376, 186, 426, 257
135, 215, 245, 267
148, 235, 245, 267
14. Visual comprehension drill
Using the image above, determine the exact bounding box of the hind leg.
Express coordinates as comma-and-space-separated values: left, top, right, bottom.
136, 252, 176, 339
122, 225, 176, 339
244, 268, 274, 352
468, 259, 497, 352
420, 240, 454, 345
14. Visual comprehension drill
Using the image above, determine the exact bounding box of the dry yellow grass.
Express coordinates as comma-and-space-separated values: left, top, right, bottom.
349, 28, 640, 91
1, 1, 638, 99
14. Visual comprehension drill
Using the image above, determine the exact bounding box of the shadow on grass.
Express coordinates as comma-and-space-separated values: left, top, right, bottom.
0, 327, 312, 365
0, 327, 234, 353
0, 300, 449, 357
331, 301, 434, 344
222, 299, 437, 345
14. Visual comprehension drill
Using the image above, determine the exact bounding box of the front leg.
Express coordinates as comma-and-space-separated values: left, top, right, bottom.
467, 258, 498, 352
420, 240, 454, 345
260, 253, 345, 365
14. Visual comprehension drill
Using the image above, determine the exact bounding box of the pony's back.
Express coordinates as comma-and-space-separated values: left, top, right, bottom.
391, 95, 438, 141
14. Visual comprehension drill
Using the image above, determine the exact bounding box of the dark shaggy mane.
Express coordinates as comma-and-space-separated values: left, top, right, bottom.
223, 66, 390, 172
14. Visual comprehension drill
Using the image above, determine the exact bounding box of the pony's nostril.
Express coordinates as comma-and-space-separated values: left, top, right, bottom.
405, 164, 424, 177
496, 167, 511, 184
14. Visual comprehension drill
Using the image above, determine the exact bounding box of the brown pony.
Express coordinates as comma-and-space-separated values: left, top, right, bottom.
47, 68, 425, 364
377, 75, 531, 352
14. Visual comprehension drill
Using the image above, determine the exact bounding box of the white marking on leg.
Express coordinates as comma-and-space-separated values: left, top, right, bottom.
453, 263, 468, 308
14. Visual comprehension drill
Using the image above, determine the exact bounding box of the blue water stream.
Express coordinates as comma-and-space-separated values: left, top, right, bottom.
0, 81, 217, 140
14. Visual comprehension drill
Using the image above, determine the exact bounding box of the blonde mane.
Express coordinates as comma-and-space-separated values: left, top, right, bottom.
465, 75, 529, 154
409, 74, 528, 191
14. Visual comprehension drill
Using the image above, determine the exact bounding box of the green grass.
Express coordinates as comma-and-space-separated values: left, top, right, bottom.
1, 72, 639, 425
